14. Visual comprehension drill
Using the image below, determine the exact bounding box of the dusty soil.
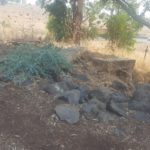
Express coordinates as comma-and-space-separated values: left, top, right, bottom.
0, 83, 150, 150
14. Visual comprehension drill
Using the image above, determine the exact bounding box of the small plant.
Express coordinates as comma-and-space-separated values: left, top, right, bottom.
106, 13, 141, 50
0, 44, 72, 85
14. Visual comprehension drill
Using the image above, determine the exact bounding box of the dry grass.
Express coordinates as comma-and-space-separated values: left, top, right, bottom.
0, 4, 150, 74
53, 39, 150, 73
80, 39, 150, 73
0, 4, 48, 42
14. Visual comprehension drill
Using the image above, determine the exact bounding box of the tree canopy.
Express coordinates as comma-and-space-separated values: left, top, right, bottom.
42, 0, 150, 45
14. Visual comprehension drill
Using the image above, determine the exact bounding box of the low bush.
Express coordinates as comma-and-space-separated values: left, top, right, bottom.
0, 44, 72, 85
106, 13, 141, 50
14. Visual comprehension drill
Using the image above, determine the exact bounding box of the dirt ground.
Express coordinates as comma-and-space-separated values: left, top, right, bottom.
0, 50, 149, 150
0, 82, 150, 150
0, 51, 150, 150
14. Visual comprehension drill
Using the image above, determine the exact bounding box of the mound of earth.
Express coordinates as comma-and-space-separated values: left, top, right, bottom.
72, 51, 135, 95
0, 50, 150, 150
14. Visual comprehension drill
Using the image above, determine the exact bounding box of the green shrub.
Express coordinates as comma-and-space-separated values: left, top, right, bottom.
46, 0, 72, 41
106, 13, 141, 50
47, 17, 71, 41
0, 44, 72, 85
82, 26, 99, 39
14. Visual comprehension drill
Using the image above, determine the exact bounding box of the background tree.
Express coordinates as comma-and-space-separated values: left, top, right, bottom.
107, 12, 141, 50
44, 0, 150, 45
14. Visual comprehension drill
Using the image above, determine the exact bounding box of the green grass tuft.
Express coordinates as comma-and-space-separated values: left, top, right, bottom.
0, 44, 72, 85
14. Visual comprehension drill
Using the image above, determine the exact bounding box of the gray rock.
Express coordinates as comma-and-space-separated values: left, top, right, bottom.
106, 100, 126, 117
77, 85, 90, 102
98, 110, 116, 123
39, 80, 69, 96
82, 103, 97, 114
59, 89, 81, 104
111, 80, 128, 91
91, 98, 106, 110
89, 88, 112, 103
110, 92, 129, 103
129, 84, 150, 113
82, 98, 106, 114
55, 104, 80, 124
134, 111, 150, 122
63, 78, 78, 89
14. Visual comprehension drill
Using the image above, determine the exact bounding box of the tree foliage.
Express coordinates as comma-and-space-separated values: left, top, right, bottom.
43, 0, 150, 46
46, 0, 71, 41
107, 12, 141, 50
45, 0, 102, 42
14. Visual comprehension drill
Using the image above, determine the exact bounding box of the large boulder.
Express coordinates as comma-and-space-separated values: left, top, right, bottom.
129, 84, 150, 113
55, 104, 80, 124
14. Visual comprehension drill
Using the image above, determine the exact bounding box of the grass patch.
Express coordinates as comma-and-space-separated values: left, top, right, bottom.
0, 44, 72, 85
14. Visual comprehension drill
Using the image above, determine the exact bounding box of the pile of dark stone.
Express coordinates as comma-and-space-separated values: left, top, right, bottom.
38, 78, 150, 124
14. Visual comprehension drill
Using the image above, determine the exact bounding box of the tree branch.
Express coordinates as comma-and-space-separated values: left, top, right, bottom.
115, 0, 150, 28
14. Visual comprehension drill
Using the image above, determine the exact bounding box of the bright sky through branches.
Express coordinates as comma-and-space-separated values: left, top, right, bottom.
27, 0, 150, 18
26, 0, 36, 4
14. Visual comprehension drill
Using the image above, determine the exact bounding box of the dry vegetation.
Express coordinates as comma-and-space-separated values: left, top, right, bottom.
81, 40, 150, 72
0, 4, 48, 42
0, 4, 150, 73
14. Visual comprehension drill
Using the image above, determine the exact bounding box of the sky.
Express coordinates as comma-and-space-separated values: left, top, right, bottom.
26, 0, 36, 5
26, 0, 150, 18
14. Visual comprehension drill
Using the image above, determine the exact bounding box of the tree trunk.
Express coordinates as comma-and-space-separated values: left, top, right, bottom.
71, 0, 84, 45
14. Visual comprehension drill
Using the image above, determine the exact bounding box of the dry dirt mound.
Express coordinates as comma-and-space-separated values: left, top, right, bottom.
73, 51, 135, 95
